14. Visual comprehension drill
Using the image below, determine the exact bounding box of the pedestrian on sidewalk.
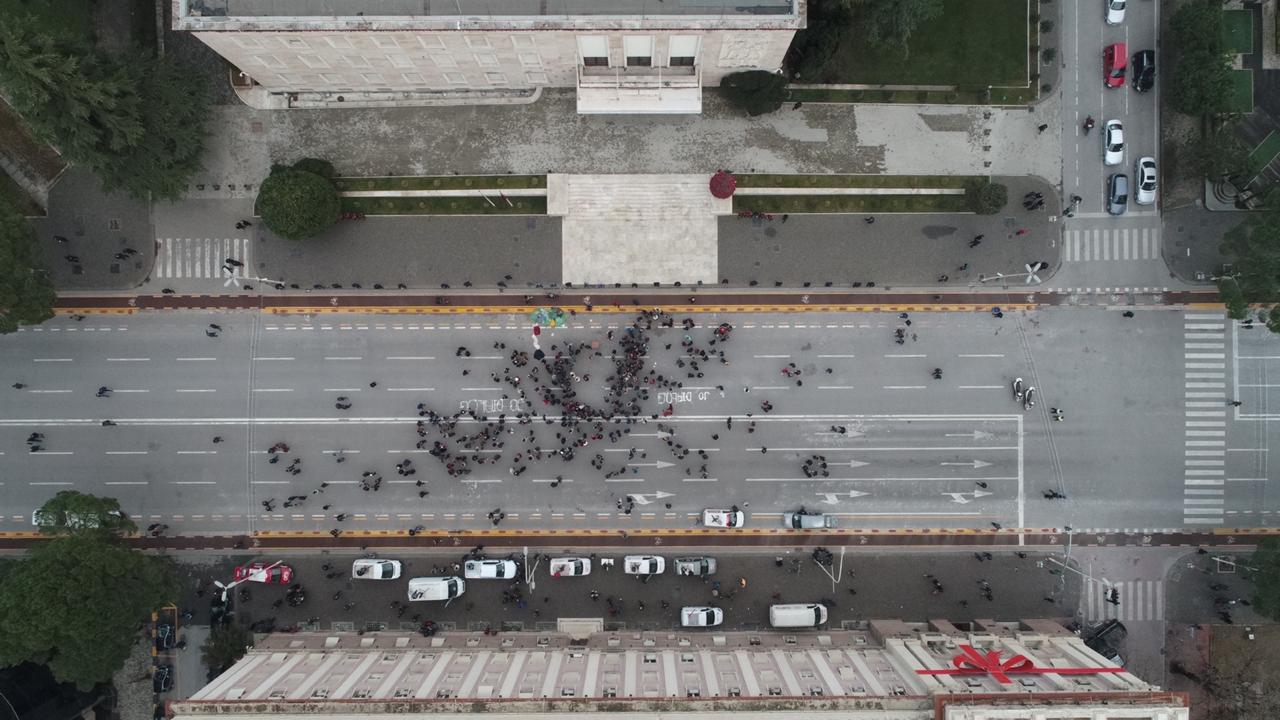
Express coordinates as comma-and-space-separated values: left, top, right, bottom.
1037, 123, 1048, 133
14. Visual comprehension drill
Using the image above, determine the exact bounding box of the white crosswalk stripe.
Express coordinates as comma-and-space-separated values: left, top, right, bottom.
1183, 312, 1226, 526
1083, 579, 1164, 622
154, 237, 252, 279
1063, 228, 1160, 262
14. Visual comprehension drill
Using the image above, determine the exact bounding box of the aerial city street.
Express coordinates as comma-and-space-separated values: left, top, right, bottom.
0, 0, 1276, 718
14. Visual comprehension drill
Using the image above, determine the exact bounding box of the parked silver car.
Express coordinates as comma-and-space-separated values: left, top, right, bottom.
1107, 173, 1129, 216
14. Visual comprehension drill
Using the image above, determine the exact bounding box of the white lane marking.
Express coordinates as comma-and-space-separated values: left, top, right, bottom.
460, 387, 499, 391
885, 354, 927, 358
175, 357, 217, 361
30, 389, 72, 394
752, 386, 789, 390
254, 357, 295, 361
114, 389, 150, 393
885, 385, 927, 390
29, 451, 74, 455
817, 354, 857, 358
604, 478, 645, 483
176, 389, 217, 393
107, 357, 150, 362
958, 354, 1005, 358
324, 356, 363, 360
387, 356, 435, 360
253, 388, 294, 393
323, 388, 361, 392
460, 356, 502, 360
104, 481, 148, 485
105, 451, 148, 455
173, 481, 217, 485
387, 388, 435, 392
177, 451, 217, 455
33, 358, 73, 362
748, 446, 1017, 452
682, 478, 718, 482
754, 354, 792, 359
748, 476, 1014, 482
959, 385, 1004, 389
817, 386, 854, 390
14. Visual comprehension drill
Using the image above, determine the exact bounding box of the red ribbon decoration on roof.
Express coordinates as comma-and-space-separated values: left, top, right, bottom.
915, 645, 1126, 685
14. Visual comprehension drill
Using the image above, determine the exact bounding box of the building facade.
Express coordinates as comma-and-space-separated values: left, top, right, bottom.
172, 618, 1188, 720
172, 0, 806, 114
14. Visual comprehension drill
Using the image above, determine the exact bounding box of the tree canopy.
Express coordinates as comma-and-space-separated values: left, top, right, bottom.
201, 622, 253, 676
0, 198, 56, 334
256, 160, 342, 240
1181, 125, 1251, 181
1168, 0, 1233, 117
34, 490, 136, 536
1253, 538, 1280, 619
1218, 209, 1280, 331
720, 71, 788, 116
0, 533, 177, 689
966, 180, 1008, 215
0, 13, 208, 200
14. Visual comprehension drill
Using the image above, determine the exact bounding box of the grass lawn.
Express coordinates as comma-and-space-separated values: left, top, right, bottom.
813, 0, 1028, 86
1228, 69, 1255, 114
0, 0, 94, 43
343, 196, 547, 215
1247, 130, 1280, 175
334, 175, 545, 192
1222, 9, 1255, 56
733, 194, 970, 214
735, 174, 980, 189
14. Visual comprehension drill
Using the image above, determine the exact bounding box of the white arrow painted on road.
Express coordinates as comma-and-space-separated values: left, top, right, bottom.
942, 490, 992, 504
940, 460, 993, 469
630, 432, 673, 438
816, 490, 870, 504
843, 460, 870, 468
945, 430, 995, 440
627, 460, 675, 469
626, 490, 675, 505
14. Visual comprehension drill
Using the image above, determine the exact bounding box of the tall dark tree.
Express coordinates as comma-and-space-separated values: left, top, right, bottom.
256, 161, 342, 240
201, 623, 253, 676
0, 198, 56, 334
1218, 209, 1280, 331
720, 71, 788, 116
0, 534, 177, 689
34, 490, 137, 536
1168, 0, 1233, 117
0, 13, 209, 200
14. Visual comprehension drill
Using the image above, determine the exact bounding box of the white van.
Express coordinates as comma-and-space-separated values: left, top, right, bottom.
769, 603, 828, 628
407, 576, 465, 602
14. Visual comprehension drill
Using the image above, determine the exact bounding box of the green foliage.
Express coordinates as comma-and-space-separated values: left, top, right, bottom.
720, 71, 788, 117
1171, 0, 1225, 56
786, 1, 853, 80
1219, 210, 1280, 332
95, 54, 209, 201
1170, 49, 1234, 116
256, 162, 341, 240
0, 198, 55, 334
292, 157, 335, 179
966, 181, 1008, 214
1253, 539, 1280, 619
1168, 0, 1232, 117
35, 490, 136, 536
0, 13, 208, 200
1182, 125, 1251, 180
0, 534, 177, 689
201, 622, 253, 675
1219, 278, 1249, 320
845, 0, 944, 52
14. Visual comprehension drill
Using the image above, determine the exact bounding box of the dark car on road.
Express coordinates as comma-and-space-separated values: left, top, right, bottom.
155, 622, 174, 651
1131, 50, 1155, 92
152, 664, 173, 693
1107, 173, 1129, 216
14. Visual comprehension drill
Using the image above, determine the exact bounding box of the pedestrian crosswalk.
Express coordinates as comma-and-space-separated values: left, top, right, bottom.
1063, 228, 1160, 262
154, 237, 253, 279
1082, 579, 1165, 622
1183, 313, 1227, 526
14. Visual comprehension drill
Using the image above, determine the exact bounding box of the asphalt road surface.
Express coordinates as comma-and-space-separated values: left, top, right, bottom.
1, 308, 1274, 535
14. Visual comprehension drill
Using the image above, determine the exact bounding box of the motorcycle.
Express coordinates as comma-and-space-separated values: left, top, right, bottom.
1083, 116, 1095, 135
1023, 386, 1036, 411
1012, 377, 1024, 400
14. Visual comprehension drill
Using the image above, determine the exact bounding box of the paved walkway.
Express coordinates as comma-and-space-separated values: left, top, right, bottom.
553, 174, 731, 285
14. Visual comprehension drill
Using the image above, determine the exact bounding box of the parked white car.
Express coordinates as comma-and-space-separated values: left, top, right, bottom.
1135, 156, 1157, 205
1103, 120, 1124, 166
681, 606, 724, 627
549, 557, 591, 577
464, 559, 518, 579
352, 559, 402, 580
624, 555, 665, 575
1106, 0, 1126, 25
702, 508, 745, 528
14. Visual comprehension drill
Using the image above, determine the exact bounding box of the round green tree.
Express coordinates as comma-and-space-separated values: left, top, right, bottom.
967, 181, 1008, 215
256, 164, 341, 240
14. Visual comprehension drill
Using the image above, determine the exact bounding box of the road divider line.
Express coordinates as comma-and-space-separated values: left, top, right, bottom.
176, 389, 217, 393
254, 357, 295, 361
29, 389, 72, 394
252, 388, 294, 393
175, 357, 216, 361
107, 358, 150, 362
105, 451, 148, 455
33, 358, 73, 362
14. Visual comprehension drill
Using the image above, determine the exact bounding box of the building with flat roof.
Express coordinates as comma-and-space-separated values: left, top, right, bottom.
172, 0, 806, 114
171, 618, 1188, 720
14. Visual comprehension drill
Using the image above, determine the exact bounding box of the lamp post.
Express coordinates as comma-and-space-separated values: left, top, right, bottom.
978, 262, 1046, 286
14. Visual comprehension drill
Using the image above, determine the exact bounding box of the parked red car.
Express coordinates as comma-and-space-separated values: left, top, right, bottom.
1104, 43, 1127, 88
233, 562, 293, 584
